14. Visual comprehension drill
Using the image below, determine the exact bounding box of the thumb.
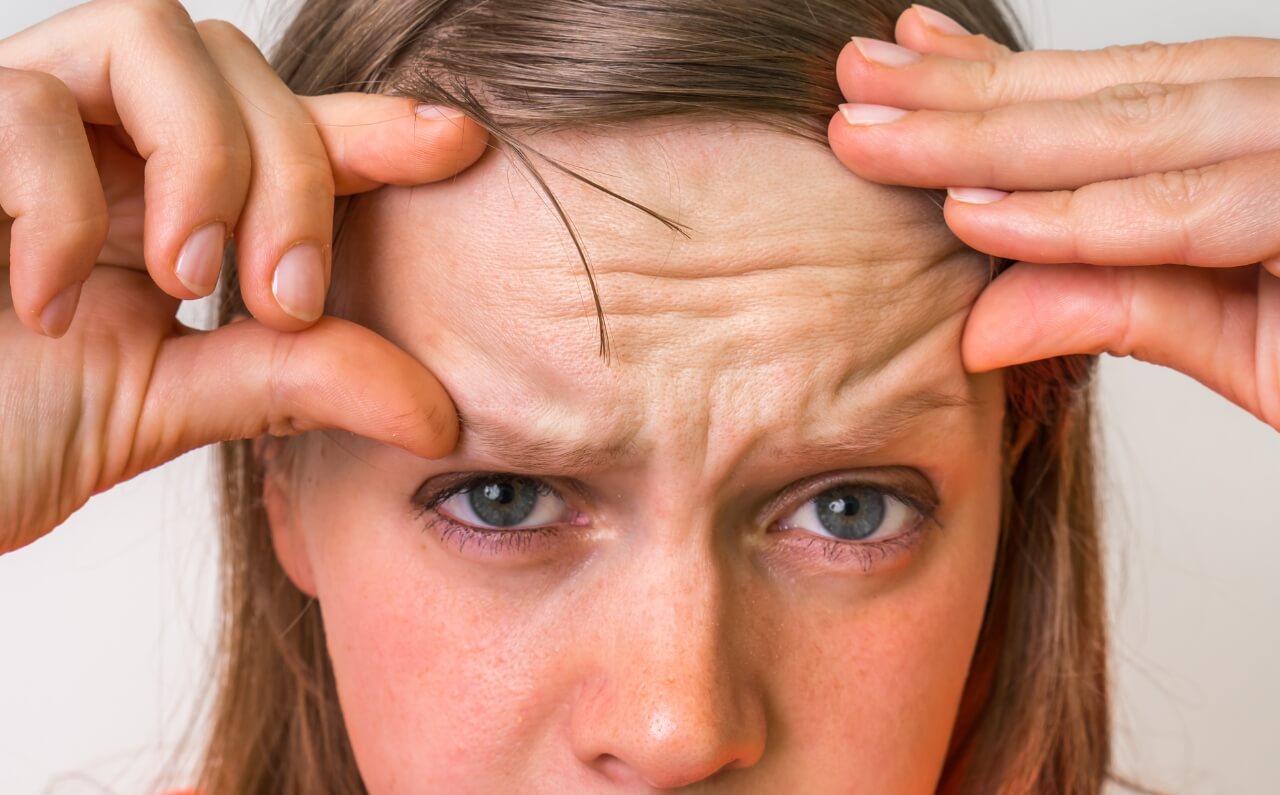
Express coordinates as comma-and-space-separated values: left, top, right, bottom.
963, 262, 1271, 422
299, 93, 491, 196
135, 316, 457, 472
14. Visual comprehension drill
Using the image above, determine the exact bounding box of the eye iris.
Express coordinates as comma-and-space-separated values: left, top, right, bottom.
468, 478, 538, 527
815, 485, 886, 540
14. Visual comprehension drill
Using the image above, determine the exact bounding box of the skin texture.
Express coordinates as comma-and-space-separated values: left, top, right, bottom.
265, 120, 1007, 793
4, 5, 1274, 789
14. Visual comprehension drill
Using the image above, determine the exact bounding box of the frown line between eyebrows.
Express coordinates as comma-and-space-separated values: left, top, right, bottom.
454, 388, 978, 474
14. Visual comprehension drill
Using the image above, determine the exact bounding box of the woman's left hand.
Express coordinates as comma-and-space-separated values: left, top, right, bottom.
828, 4, 1279, 430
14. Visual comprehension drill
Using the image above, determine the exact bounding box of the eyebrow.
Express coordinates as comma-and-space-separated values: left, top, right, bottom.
758, 389, 981, 466
455, 388, 980, 473
455, 413, 642, 472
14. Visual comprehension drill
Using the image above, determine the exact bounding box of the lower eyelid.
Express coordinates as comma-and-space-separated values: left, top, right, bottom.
772, 518, 931, 573
424, 513, 563, 557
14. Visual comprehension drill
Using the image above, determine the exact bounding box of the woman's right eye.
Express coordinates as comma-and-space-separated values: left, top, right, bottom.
436, 476, 570, 530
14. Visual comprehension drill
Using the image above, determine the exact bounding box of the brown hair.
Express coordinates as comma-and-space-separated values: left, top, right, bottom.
199, 1, 1110, 792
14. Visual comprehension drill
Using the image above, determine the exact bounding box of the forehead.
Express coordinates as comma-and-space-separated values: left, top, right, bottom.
338, 119, 990, 461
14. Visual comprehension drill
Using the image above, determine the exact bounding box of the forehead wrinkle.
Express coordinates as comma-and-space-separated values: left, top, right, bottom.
342, 122, 993, 481
489, 122, 958, 280
455, 412, 643, 473
825, 250, 989, 397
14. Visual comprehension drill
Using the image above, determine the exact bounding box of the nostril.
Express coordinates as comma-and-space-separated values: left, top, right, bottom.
639, 757, 742, 790
592, 753, 634, 785
590, 748, 752, 790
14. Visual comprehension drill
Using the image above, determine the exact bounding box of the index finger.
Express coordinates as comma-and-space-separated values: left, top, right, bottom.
299, 94, 491, 195
0, 0, 251, 300
838, 35, 1280, 112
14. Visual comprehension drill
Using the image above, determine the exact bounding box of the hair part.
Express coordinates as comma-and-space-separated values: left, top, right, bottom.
199, 2, 1112, 793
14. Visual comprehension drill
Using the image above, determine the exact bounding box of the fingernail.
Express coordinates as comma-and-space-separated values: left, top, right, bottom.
839, 103, 910, 126
175, 223, 227, 296
415, 104, 467, 122
40, 281, 83, 338
948, 187, 1010, 205
912, 5, 971, 36
272, 243, 327, 323
851, 37, 923, 67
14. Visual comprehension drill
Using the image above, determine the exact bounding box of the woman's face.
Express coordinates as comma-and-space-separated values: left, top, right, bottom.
266, 119, 1006, 793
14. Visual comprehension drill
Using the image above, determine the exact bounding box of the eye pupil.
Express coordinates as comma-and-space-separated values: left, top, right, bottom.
815, 485, 886, 540
482, 482, 514, 504
469, 477, 538, 527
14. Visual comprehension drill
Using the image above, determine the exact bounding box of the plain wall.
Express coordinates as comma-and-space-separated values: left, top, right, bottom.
1, 1, 1278, 793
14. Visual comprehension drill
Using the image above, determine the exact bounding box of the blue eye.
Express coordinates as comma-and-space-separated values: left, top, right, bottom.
779, 484, 922, 542
437, 476, 569, 530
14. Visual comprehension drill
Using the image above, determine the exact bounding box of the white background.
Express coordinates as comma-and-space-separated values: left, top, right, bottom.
1, 1, 1279, 793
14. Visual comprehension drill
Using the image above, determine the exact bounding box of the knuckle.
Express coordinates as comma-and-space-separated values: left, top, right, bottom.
1102, 40, 1173, 76
257, 157, 336, 208
988, 40, 1015, 59
1135, 166, 1219, 262
265, 334, 307, 436
144, 138, 250, 215
106, 0, 193, 32
58, 207, 111, 253
190, 140, 253, 185
967, 53, 1035, 106
194, 18, 255, 49
1139, 165, 1213, 216
0, 69, 73, 118
1091, 81, 1178, 128
969, 57, 1009, 106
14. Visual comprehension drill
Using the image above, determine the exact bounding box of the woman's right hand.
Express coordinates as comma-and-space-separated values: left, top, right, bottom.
0, 0, 489, 555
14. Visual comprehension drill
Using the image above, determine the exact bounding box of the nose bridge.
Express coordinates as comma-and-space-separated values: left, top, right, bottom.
569, 536, 767, 788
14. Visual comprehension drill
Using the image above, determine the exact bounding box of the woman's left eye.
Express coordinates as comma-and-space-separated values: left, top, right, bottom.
437, 475, 570, 530
776, 483, 923, 543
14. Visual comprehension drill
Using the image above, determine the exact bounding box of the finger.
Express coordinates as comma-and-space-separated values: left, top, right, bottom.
963, 262, 1278, 428
0, 68, 108, 337
197, 20, 335, 329
893, 4, 1013, 61
299, 94, 491, 195
0, 0, 251, 301
837, 34, 1280, 112
831, 78, 1280, 192
940, 150, 1280, 268
134, 315, 458, 475
0, 219, 9, 311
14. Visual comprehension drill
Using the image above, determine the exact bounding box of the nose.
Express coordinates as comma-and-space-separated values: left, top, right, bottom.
568, 546, 768, 788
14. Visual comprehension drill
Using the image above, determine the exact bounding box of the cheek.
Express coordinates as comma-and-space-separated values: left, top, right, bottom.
769, 550, 996, 791
299, 479, 574, 793
767, 456, 1002, 789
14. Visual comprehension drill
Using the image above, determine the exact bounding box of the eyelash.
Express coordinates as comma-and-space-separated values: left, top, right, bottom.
412, 473, 942, 568
413, 474, 566, 556
772, 489, 942, 574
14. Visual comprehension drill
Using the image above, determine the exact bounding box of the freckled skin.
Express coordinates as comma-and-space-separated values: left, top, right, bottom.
267, 119, 1006, 793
